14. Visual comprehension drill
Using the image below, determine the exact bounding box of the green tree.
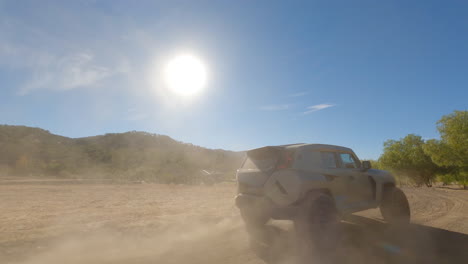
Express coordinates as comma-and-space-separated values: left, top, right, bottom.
368, 159, 383, 170
379, 134, 439, 187
423, 110, 468, 189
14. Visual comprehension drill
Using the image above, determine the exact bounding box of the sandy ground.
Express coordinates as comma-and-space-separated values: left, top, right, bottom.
0, 178, 467, 264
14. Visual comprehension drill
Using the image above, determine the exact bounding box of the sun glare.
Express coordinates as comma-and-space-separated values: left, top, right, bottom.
164, 54, 207, 96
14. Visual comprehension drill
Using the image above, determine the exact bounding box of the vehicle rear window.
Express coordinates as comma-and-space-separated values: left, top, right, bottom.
321, 152, 338, 168
242, 147, 281, 171
276, 149, 296, 169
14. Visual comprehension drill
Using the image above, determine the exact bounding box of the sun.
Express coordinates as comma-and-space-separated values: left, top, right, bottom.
164, 54, 207, 96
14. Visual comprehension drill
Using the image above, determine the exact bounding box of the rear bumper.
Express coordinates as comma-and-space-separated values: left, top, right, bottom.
235, 193, 269, 208
235, 193, 297, 220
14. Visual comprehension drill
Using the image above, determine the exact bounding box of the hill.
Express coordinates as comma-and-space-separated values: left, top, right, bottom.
0, 125, 244, 183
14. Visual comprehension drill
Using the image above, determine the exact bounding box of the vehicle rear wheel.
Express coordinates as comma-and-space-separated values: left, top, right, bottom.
240, 207, 269, 233
380, 187, 410, 225
239, 206, 272, 257
294, 192, 340, 263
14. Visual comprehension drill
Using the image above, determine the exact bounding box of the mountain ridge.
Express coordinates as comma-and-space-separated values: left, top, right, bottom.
0, 125, 244, 183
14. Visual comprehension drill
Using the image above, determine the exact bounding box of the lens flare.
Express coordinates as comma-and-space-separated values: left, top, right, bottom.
164, 54, 207, 96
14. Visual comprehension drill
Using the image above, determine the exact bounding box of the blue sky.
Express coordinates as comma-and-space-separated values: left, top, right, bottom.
1, 0, 467, 159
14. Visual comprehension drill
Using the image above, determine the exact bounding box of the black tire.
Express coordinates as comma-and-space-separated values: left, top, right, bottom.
294, 192, 340, 263
380, 187, 411, 225
240, 206, 272, 257
240, 207, 269, 233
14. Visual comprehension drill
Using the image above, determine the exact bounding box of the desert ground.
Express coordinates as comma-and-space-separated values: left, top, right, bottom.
1, 177, 467, 264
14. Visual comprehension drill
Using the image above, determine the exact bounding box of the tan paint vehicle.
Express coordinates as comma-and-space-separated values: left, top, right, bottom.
235, 144, 410, 256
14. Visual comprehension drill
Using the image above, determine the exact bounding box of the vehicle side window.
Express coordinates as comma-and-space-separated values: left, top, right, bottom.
321, 152, 338, 168
339, 153, 359, 169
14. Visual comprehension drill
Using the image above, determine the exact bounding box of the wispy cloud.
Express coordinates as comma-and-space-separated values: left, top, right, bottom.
288, 91, 308, 97
0, 9, 130, 95
260, 104, 291, 111
304, 103, 335, 114
19, 53, 112, 95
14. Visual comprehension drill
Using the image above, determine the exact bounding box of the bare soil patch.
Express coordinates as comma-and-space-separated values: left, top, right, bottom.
1, 178, 467, 264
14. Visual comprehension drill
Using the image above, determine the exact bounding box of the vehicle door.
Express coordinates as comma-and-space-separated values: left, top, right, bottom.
319, 151, 349, 206
337, 152, 373, 204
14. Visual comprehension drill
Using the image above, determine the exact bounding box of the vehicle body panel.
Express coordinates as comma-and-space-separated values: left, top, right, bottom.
236, 143, 396, 219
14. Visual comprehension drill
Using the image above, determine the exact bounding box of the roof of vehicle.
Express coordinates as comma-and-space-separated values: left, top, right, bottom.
258, 143, 354, 153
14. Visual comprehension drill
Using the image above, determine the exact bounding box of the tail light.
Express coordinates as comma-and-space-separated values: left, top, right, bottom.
276, 150, 295, 169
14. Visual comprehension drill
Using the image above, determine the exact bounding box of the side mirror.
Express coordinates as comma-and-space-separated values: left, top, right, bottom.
362, 161, 372, 170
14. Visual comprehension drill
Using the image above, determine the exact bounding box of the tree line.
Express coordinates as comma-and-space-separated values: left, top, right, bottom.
372, 110, 467, 189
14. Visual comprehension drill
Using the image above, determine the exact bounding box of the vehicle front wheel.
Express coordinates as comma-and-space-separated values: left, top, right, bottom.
380, 187, 410, 225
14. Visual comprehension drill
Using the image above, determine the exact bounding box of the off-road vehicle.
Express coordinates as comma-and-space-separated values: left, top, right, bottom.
235, 144, 410, 257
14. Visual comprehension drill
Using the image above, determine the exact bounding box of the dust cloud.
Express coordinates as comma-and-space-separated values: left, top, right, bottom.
14, 218, 249, 264
1, 181, 467, 264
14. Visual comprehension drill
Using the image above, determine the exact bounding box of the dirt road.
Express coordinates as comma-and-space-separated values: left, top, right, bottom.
0, 178, 467, 264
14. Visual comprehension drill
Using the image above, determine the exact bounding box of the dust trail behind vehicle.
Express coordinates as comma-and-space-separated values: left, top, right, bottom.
0, 178, 467, 264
